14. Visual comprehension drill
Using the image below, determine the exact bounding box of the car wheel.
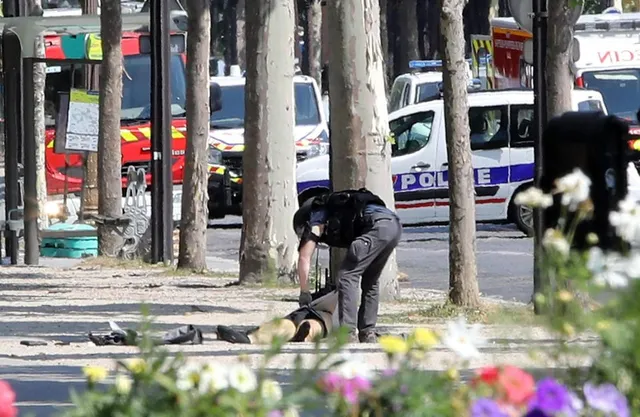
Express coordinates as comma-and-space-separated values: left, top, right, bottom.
512, 190, 534, 237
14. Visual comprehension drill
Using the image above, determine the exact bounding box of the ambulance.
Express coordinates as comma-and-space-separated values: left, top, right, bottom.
472, 11, 640, 131
295, 88, 627, 235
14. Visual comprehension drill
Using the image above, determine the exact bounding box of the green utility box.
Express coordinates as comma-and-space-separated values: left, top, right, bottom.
40, 223, 98, 259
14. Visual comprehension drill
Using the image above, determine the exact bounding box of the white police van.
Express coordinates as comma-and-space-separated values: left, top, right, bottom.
388, 60, 476, 113
296, 87, 621, 235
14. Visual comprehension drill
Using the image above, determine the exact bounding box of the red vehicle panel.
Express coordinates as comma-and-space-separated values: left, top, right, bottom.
44, 31, 189, 196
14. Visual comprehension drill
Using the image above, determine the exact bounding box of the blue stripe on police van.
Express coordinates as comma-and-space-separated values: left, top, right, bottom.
296, 162, 535, 195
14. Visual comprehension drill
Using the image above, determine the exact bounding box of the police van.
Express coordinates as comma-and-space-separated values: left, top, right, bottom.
296, 88, 632, 235
388, 60, 477, 113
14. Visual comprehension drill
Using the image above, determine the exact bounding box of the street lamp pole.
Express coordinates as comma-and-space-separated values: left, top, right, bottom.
532, 0, 548, 314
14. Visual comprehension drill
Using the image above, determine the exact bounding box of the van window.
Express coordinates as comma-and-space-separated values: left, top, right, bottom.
388, 80, 406, 113
468, 106, 509, 150
415, 82, 441, 104
510, 105, 534, 147
401, 83, 412, 107
582, 69, 640, 121
577, 99, 603, 112
389, 111, 434, 157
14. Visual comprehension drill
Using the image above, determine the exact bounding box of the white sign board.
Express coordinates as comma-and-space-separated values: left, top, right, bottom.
65, 89, 100, 153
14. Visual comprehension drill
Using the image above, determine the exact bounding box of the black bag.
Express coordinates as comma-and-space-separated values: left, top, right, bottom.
313, 188, 385, 247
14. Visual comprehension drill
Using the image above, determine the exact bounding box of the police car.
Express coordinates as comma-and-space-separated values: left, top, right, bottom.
296, 88, 619, 235
388, 60, 476, 113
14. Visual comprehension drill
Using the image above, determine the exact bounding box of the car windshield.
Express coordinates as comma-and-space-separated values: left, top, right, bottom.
211, 82, 321, 128
121, 54, 187, 120
582, 69, 640, 121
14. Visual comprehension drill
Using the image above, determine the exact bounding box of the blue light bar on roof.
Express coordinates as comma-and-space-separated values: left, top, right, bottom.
409, 60, 442, 69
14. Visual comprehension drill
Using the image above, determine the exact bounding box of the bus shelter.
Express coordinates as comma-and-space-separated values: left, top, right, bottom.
0, 13, 184, 265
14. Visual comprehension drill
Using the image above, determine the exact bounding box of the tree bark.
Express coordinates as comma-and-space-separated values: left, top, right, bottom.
179, 0, 211, 272
463, 0, 491, 55
97, 0, 123, 256
224, 0, 238, 73
34, 33, 47, 229
240, 0, 298, 284
327, 0, 399, 300
82, 0, 100, 217
440, 0, 480, 307
397, 0, 419, 73
546, 0, 575, 119
307, 0, 323, 89
236, 0, 246, 69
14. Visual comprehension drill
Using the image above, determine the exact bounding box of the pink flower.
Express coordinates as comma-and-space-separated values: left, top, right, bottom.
349, 376, 371, 393
498, 366, 535, 406
0, 380, 17, 417
340, 379, 359, 405
319, 372, 344, 393
267, 411, 283, 417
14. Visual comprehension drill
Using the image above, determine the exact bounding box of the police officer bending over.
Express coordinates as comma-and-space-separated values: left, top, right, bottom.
293, 188, 403, 343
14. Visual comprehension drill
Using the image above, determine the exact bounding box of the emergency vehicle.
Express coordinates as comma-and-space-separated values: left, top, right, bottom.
472, 11, 640, 131
388, 60, 477, 113
295, 88, 635, 235
42, 13, 190, 196
207, 72, 328, 219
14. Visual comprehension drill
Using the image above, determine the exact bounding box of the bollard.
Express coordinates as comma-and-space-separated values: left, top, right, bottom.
540, 111, 629, 252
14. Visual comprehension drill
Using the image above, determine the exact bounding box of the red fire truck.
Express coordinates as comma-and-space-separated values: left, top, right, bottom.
43, 20, 190, 195
471, 11, 640, 136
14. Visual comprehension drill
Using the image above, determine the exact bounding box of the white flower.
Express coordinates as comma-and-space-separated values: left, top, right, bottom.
593, 269, 628, 288
554, 168, 591, 211
587, 247, 631, 288
335, 353, 373, 380
514, 187, 553, 208
114, 375, 132, 394
587, 247, 606, 272
623, 253, 640, 279
542, 229, 570, 258
609, 197, 640, 243
260, 379, 283, 403
283, 407, 300, 417
227, 363, 258, 393
176, 361, 202, 391
199, 363, 229, 394
441, 316, 483, 360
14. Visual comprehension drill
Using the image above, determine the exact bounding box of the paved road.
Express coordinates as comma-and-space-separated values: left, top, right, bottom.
207, 216, 534, 303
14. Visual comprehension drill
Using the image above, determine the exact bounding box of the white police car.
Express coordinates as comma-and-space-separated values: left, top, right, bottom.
296, 88, 617, 235
388, 60, 476, 114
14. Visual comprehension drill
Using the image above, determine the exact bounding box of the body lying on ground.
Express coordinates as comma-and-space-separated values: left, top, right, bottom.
216, 290, 339, 344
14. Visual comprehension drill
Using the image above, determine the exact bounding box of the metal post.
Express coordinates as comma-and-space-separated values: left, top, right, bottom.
532, 0, 548, 314
2, 30, 21, 265
150, 0, 174, 264
22, 58, 38, 265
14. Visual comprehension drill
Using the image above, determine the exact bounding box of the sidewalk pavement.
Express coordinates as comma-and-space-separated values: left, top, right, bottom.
0, 261, 596, 415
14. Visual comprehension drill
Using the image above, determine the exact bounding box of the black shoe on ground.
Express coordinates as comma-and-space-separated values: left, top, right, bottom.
216, 325, 251, 344
291, 321, 311, 342
359, 331, 378, 343
347, 331, 360, 343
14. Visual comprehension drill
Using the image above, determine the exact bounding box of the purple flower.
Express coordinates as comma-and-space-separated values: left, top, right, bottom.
584, 382, 630, 417
470, 398, 508, 417
382, 368, 397, 378
350, 375, 371, 393
524, 410, 548, 417
267, 411, 283, 417
530, 378, 570, 414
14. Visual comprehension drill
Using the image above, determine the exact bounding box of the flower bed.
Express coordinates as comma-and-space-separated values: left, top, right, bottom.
1, 168, 637, 416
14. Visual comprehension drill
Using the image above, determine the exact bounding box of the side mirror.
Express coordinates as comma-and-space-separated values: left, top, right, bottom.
210, 83, 222, 113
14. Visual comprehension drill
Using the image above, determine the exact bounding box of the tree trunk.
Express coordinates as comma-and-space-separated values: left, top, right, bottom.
82, 0, 100, 218
97, 0, 123, 256
236, 0, 246, 69
224, 0, 238, 73
210, 0, 221, 56
546, 0, 575, 119
440, 0, 480, 307
34, 33, 47, 229
240, 0, 298, 284
397, 0, 419, 73
463, 0, 491, 55
178, 0, 211, 272
417, 0, 427, 58
307, 0, 323, 89
327, 0, 399, 300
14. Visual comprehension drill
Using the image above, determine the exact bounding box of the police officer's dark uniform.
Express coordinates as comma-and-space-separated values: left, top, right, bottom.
293, 188, 402, 343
